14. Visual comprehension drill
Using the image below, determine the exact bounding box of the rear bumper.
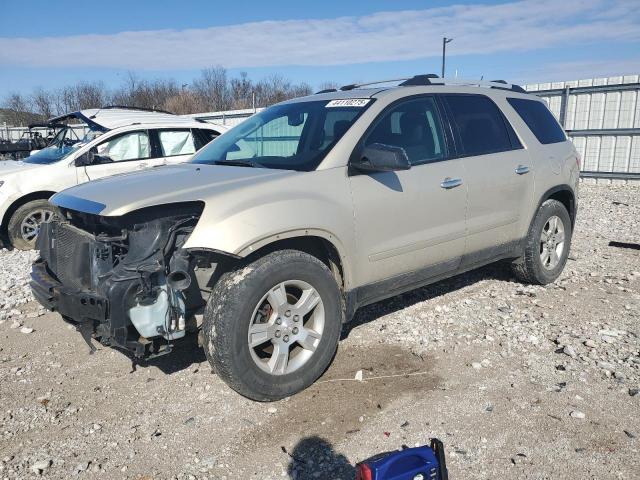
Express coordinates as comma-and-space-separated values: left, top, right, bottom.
30, 259, 108, 322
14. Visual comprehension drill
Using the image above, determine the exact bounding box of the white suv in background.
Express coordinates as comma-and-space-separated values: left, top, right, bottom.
0, 107, 226, 249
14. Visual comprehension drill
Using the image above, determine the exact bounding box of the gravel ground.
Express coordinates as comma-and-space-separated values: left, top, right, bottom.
0, 183, 638, 480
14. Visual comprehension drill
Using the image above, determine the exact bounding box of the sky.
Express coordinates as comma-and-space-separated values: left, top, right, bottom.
1, 0, 639, 97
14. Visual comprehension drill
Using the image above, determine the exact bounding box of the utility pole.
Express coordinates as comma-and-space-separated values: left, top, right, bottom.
441, 37, 453, 78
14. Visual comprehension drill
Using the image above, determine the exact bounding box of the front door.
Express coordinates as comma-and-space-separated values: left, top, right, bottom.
80, 130, 159, 181
348, 96, 468, 292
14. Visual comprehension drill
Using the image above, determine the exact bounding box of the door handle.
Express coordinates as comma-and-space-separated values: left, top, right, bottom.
440, 177, 463, 189
515, 165, 530, 175
137, 162, 149, 169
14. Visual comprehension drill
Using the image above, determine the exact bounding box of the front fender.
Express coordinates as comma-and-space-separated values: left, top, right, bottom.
183, 167, 355, 286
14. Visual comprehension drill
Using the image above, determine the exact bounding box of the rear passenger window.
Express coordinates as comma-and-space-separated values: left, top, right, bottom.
444, 94, 516, 157
195, 129, 220, 149
507, 98, 566, 144
158, 130, 196, 157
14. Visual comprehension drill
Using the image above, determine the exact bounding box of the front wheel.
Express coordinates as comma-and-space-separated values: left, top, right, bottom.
7, 199, 58, 250
202, 249, 343, 401
512, 199, 572, 285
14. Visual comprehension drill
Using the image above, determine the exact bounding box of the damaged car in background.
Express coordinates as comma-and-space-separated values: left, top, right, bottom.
31, 76, 580, 401
0, 106, 226, 249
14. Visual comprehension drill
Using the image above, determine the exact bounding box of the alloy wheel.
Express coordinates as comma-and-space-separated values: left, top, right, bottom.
248, 280, 325, 376
540, 215, 565, 270
20, 209, 55, 243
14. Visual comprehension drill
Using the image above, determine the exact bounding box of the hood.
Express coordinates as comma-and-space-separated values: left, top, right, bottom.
51, 163, 296, 217
0, 159, 42, 177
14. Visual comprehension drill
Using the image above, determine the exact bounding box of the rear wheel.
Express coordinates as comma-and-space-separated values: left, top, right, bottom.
202, 249, 343, 401
512, 199, 572, 284
7, 199, 58, 250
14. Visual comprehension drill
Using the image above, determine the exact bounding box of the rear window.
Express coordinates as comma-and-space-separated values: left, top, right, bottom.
158, 130, 196, 156
507, 98, 566, 144
196, 128, 220, 147
444, 94, 519, 157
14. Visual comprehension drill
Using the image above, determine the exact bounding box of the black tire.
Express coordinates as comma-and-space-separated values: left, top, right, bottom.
511, 199, 572, 285
7, 199, 58, 250
202, 249, 343, 401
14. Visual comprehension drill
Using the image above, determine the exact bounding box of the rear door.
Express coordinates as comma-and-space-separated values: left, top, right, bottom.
349, 96, 468, 290
81, 129, 154, 181
442, 94, 533, 265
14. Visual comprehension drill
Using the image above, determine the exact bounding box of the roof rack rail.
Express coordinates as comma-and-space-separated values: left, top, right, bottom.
398, 74, 439, 86
100, 105, 175, 115
315, 88, 338, 94
337, 74, 527, 93
339, 77, 418, 91
404, 76, 527, 93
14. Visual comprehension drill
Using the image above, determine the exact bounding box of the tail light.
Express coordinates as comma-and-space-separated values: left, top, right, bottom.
356, 463, 373, 480
576, 153, 581, 169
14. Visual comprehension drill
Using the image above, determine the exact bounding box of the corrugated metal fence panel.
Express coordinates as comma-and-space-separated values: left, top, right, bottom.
525, 75, 640, 176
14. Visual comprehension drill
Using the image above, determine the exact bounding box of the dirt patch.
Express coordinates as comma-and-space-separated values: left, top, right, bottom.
241, 343, 439, 450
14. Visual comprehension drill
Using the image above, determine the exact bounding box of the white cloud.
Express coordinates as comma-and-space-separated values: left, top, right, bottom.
0, 0, 638, 70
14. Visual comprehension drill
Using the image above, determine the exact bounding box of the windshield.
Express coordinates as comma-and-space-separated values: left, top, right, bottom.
24, 130, 103, 165
191, 99, 372, 171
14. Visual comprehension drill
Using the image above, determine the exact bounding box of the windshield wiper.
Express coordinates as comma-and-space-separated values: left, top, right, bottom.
214, 159, 262, 168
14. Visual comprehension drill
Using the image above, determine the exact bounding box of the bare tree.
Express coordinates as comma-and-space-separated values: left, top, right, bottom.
2, 93, 39, 126
317, 81, 340, 92
163, 91, 200, 115
1, 68, 323, 123
229, 72, 254, 110
111, 73, 180, 111
30, 88, 54, 120
254, 74, 312, 107
192, 66, 231, 112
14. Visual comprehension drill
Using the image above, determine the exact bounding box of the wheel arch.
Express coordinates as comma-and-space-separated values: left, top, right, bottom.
244, 232, 349, 291
1, 191, 57, 234
194, 231, 350, 292
535, 185, 576, 229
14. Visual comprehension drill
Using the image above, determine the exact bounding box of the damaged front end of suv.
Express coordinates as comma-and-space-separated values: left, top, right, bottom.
31, 201, 215, 359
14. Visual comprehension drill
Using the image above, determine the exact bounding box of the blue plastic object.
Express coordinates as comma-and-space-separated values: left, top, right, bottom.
356, 439, 448, 480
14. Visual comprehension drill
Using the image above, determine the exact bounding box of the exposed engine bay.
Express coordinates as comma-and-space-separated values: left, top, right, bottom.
30, 202, 222, 359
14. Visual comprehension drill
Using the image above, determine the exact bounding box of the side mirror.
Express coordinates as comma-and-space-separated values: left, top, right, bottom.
352, 143, 411, 173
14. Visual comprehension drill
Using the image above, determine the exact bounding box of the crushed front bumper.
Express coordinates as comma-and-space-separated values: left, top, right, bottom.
30, 258, 170, 358
30, 217, 197, 359
30, 259, 108, 323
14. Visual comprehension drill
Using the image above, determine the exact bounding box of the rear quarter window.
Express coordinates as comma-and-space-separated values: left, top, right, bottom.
507, 98, 567, 145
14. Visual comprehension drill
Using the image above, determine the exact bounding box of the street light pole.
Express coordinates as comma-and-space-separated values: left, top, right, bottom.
441, 37, 453, 78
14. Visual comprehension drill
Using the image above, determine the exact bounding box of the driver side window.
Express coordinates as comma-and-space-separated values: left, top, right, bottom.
93, 131, 151, 163
364, 97, 446, 166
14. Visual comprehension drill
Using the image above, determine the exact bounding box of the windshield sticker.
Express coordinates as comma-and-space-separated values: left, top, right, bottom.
326, 99, 371, 108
